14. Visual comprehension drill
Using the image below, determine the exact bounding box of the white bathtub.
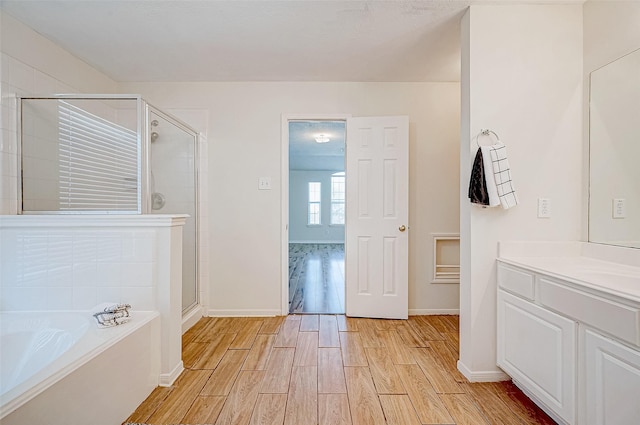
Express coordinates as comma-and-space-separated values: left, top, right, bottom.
0, 310, 161, 425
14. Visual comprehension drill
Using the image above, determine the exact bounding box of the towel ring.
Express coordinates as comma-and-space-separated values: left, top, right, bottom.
475, 129, 500, 147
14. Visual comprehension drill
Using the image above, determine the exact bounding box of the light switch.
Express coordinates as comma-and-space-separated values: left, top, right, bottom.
613, 198, 626, 218
537, 198, 551, 218
258, 177, 271, 190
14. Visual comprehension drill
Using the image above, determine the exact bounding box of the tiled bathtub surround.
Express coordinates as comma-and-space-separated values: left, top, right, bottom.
0, 227, 156, 311
0, 214, 188, 386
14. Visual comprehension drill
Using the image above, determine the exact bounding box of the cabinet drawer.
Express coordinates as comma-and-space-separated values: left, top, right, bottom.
539, 278, 640, 347
497, 263, 535, 300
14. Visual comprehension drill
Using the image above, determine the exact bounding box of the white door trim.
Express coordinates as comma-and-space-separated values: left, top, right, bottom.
280, 113, 351, 315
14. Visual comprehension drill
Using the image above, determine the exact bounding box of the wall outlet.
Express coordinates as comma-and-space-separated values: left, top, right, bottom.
613, 198, 626, 218
538, 198, 551, 218
258, 177, 271, 190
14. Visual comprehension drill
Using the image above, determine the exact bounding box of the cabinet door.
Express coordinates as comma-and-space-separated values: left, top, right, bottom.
497, 290, 576, 424
584, 329, 640, 425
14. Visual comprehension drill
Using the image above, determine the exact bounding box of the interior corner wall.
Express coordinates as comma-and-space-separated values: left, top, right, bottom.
119, 81, 461, 316
459, 4, 583, 379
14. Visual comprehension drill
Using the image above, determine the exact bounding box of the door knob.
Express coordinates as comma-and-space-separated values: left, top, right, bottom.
399, 225, 406, 232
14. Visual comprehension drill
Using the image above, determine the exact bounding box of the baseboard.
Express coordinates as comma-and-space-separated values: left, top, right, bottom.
289, 240, 345, 244
159, 361, 184, 387
457, 360, 510, 382
207, 309, 281, 317
409, 308, 460, 315
182, 304, 204, 333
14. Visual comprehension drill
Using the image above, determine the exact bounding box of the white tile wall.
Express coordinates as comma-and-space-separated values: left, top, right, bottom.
0, 227, 157, 310
1, 10, 119, 214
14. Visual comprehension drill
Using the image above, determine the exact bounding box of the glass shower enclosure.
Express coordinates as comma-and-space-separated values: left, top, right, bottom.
18, 95, 199, 312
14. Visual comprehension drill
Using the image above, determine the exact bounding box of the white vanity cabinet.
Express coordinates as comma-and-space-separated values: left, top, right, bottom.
497, 284, 577, 424
497, 260, 640, 425
583, 329, 640, 425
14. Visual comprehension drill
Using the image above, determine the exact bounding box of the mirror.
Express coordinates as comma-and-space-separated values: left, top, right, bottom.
589, 48, 640, 248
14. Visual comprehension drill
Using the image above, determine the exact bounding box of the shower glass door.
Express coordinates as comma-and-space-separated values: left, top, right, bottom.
148, 109, 198, 312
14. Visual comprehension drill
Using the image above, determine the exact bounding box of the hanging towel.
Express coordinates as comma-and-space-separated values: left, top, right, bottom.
468, 148, 490, 205
480, 145, 501, 207
484, 142, 519, 209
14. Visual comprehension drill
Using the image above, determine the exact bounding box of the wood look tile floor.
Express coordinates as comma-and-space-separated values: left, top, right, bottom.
289, 244, 345, 314
126, 315, 557, 425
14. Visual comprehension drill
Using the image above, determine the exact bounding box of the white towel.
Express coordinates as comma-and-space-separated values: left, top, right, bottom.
484, 142, 519, 209
480, 145, 501, 207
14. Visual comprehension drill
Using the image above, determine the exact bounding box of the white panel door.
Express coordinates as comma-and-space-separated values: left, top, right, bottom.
584, 329, 640, 425
345, 116, 408, 319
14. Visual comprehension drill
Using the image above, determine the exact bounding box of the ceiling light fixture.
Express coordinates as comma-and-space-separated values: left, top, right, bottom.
315, 134, 330, 144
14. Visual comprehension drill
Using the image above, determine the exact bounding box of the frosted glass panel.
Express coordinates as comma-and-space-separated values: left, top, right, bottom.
148, 111, 198, 311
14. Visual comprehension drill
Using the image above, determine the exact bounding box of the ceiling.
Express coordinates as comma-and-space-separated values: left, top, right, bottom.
0, 0, 481, 83
1, 1, 585, 83
289, 120, 345, 171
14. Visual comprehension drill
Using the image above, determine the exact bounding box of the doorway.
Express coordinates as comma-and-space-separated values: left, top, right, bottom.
286, 118, 346, 314
281, 114, 409, 319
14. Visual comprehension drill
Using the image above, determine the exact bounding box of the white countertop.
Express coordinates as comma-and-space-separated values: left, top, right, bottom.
498, 255, 640, 304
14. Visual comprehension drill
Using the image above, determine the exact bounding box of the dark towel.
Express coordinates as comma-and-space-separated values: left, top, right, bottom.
469, 147, 490, 205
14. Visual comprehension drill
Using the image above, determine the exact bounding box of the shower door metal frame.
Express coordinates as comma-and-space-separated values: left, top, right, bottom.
144, 102, 200, 313
16, 94, 201, 314
17, 94, 145, 215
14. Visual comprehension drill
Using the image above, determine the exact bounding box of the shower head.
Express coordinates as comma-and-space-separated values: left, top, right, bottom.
151, 132, 159, 142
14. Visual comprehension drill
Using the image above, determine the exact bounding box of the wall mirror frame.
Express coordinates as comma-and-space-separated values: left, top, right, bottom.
588, 47, 640, 249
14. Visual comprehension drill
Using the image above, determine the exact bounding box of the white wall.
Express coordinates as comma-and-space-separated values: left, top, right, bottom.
120, 81, 461, 316
289, 169, 345, 243
0, 11, 119, 214
460, 4, 583, 380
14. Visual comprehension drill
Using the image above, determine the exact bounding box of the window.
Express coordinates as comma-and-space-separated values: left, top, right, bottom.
331, 172, 345, 225
308, 182, 321, 225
